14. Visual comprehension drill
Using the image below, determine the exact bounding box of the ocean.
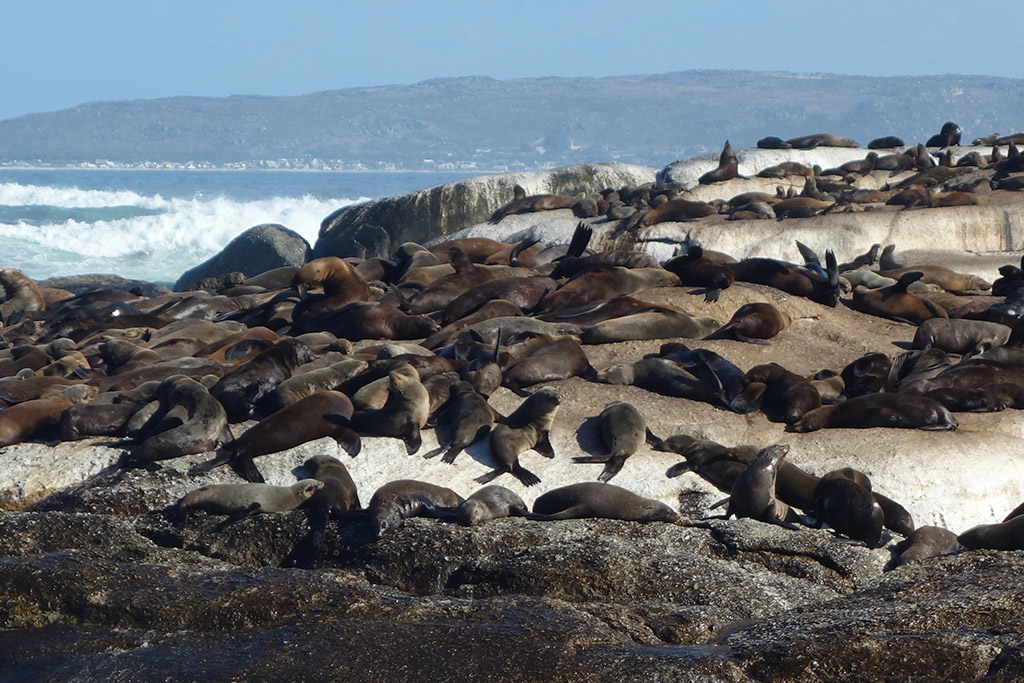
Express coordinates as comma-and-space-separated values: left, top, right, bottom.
0, 168, 471, 286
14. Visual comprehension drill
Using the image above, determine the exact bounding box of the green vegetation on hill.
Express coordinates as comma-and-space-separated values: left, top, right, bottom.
1, 70, 1021, 170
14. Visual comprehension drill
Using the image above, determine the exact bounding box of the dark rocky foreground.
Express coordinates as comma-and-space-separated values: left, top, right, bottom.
2, 465, 1023, 681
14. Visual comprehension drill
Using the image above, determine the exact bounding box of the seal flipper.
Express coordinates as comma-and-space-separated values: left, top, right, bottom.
308, 507, 329, 548
665, 462, 694, 478
216, 502, 261, 531
403, 427, 422, 455
534, 432, 555, 458
511, 462, 541, 487
231, 455, 266, 484
330, 425, 362, 457
473, 468, 503, 485
188, 446, 234, 476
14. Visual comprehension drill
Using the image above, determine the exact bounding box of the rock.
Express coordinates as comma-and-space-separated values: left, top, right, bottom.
659, 147, 881, 190
173, 223, 311, 292
313, 162, 656, 259
36, 274, 171, 297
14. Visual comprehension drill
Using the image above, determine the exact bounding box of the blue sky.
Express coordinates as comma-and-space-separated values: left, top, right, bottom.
5, 1, 1024, 122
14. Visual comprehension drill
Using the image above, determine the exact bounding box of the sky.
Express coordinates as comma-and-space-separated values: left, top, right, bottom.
4, 0, 1024, 122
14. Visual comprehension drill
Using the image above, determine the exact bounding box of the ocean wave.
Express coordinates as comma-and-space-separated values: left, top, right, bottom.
0, 181, 369, 283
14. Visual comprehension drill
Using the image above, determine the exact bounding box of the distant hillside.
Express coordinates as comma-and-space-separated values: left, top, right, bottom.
2, 70, 1022, 170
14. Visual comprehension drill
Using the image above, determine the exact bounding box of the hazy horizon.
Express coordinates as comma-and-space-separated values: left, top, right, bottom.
6, 1, 1024, 122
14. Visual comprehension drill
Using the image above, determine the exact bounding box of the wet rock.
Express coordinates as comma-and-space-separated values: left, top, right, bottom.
173, 223, 311, 292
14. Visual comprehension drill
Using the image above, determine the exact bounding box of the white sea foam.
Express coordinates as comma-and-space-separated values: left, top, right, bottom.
0, 182, 368, 283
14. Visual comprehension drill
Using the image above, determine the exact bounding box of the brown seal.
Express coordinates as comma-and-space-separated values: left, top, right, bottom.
189, 390, 361, 483
703, 302, 790, 345
868, 136, 905, 149
502, 337, 595, 392
878, 266, 991, 294
912, 319, 1012, 356
925, 121, 962, 148
840, 352, 892, 397
489, 186, 579, 223
540, 267, 680, 314
572, 401, 648, 482
301, 454, 361, 546
288, 256, 372, 324
360, 479, 464, 539
958, 514, 1024, 550
209, 338, 319, 422
0, 391, 93, 448
813, 470, 884, 547
531, 482, 678, 522
731, 252, 840, 306
349, 363, 430, 454
173, 479, 324, 530
422, 380, 497, 464
757, 162, 816, 178
302, 300, 440, 341
0, 268, 46, 321
661, 246, 735, 302
785, 133, 859, 149
729, 363, 821, 426
598, 357, 730, 409
123, 375, 231, 466
890, 525, 960, 567
659, 434, 758, 492
791, 393, 958, 432
698, 140, 740, 184
851, 272, 948, 325
580, 307, 721, 344
476, 386, 560, 487
423, 484, 531, 526
635, 199, 717, 227
711, 444, 801, 529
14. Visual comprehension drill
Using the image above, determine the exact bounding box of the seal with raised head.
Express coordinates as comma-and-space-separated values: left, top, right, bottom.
698, 140, 740, 184
531, 482, 678, 522
209, 338, 319, 422
791, 393, 958, 432
572, 401, 648, 482
476, 386, 560, 487
173, 479, 325, 530
301, 454, 360, 547
711, 444, 801, 529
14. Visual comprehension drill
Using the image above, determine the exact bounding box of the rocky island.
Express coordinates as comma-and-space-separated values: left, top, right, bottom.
2, 131, 1024, 680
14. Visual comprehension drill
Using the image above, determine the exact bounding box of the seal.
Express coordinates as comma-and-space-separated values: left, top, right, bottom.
572, 401, 648, 482
784, 133, 859, 149
173, 479, 325, 530
851, 272, 948, 325
698, 140, 740, 184
890, 525, 960, 567
661, 245, 735, 302
731, 252, 840, 307
958, 514, 1024, 550
580, 307, 721, 344
757, 136, 792, 149
58, 401, 136, 441
189, 390, 361, 483
123, 375, 232, 466
290, 256, 372, 323
0, 392, 91, 448
659, 434, 758, 491
489, 187, 579, 223
868, 136, 905, 149
912, 318, 1012, 356
531, 482, 678, 522
301, 454, 361, 547
502, 336, 595, 392
877, 265, 991, 294
634, 199, 718, 227
209, 338, 319, 423
729, 363, 821, 425
925, 121, 962, 148
813, 470, 884, 547
301, 300, 439, 341
840, 353, 892, 398
791, 393, 958, 432
711, 444, 801, 529
257, 359, 369, 414
476, 386, 560, 487
0, 267, 46, 321
598, 357, 731, 409
348, 363, 430, 454
361, 479, 464, 539
422, 380, 497, 464
539, 267, 680, 314
423, 485, 531, 526
756, 162, 816, 178
703, 302, 791, 345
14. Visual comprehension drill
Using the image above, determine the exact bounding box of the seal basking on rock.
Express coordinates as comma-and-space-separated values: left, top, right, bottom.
173, 479, 324, 531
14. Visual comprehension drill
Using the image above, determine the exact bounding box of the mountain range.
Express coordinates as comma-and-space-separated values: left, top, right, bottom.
2, 70, 1022, 170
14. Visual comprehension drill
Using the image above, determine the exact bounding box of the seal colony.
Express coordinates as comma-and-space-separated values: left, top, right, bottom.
3, 120, 1024, 564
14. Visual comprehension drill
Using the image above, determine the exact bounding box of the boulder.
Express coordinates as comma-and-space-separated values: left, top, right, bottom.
313, 162, 656, 259
173, 223, 310, 292
36, 274, 171, 297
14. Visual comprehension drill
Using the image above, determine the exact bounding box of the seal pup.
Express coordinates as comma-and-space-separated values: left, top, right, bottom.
889, 526, 960, 568
423, 485, 531, 526
422, 380, 497, 464
531, 482, 678, 522
173, 479, 324, 531
301, 454, 361, 547
476, 386, 560, 487
703, 302, 790, 345
791, 393, 958, 432
572, 401, 649, 482
190, 390, 361, 483
813, 471, 885, 547
710, 444, 801, 529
